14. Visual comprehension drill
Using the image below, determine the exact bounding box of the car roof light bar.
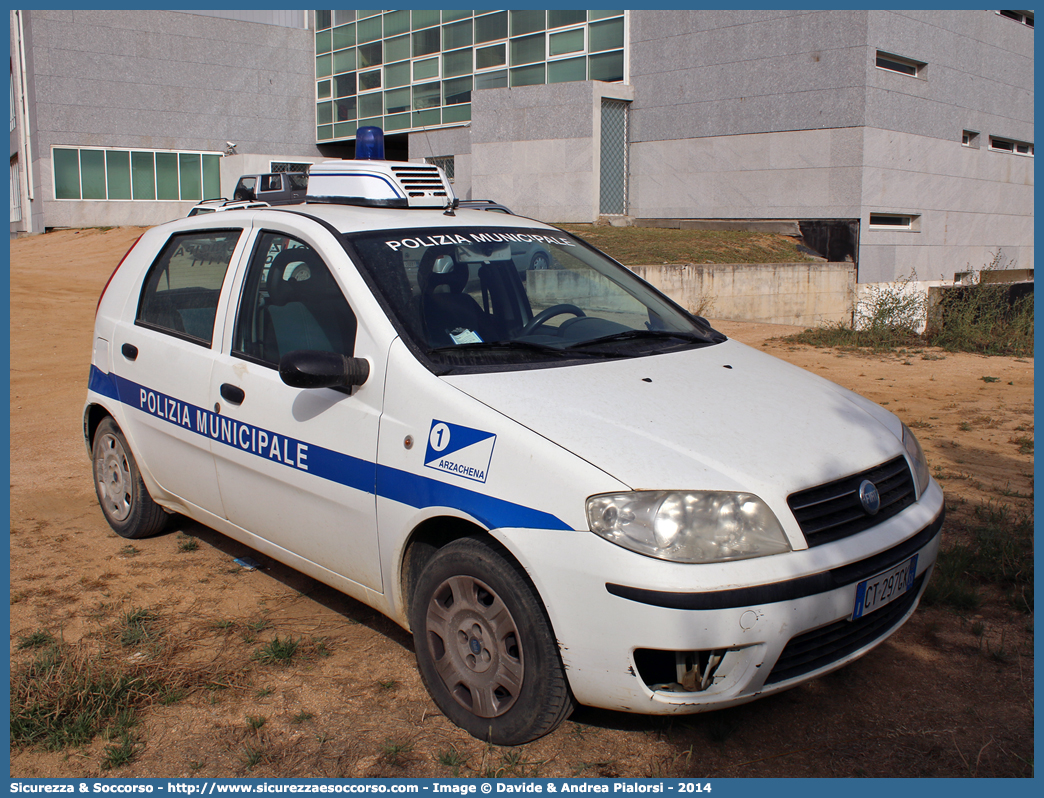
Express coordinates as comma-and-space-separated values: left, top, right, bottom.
306, 128, 456, 209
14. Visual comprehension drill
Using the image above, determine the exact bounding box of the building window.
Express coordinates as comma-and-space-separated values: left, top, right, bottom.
315, 9, 626, 142
989, 136, 1034, 156
11, 157, 22, 222
875, 50, 925, 77
998, 10, 1034, 27
962, 130, 980, 148
52, 147, 221, 202
426, 155, 454, 181
869, 213, 920, 231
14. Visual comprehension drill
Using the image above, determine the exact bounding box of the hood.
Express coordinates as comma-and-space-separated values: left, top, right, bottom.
444, 339, 906, 514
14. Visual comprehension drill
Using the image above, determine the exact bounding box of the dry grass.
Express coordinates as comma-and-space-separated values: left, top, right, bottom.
555, 224, 816, 265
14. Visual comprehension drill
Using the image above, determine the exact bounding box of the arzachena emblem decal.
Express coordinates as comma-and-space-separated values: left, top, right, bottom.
858, 479, 881, 515
424, 420, 496, 483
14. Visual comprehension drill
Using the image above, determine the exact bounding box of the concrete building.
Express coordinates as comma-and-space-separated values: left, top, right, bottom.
11, 9, 1034, 285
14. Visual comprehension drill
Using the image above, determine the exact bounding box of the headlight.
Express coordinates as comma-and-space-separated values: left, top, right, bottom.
586, 491, 791, 564
902, 423, 931, 496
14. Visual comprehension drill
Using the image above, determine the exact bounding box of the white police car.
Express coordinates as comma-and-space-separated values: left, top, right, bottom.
85, 131, 943, 745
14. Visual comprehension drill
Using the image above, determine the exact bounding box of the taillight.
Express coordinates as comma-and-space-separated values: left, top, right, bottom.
96, 234, 142, 315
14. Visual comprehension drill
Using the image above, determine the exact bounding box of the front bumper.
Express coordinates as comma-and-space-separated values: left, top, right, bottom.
496, 480, 944, 714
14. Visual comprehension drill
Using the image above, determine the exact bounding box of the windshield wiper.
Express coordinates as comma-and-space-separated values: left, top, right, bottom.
564, 329, 715, 351
428, 340, 622, 359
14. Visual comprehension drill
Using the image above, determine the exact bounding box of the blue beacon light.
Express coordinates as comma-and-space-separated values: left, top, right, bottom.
355, 126, 385, 160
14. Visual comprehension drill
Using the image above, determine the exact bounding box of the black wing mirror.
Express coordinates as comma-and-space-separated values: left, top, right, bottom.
278, 350, 370, 390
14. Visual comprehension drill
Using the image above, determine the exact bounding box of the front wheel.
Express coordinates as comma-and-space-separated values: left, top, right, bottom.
92, 417, 167, 539
410, 537, 574, 744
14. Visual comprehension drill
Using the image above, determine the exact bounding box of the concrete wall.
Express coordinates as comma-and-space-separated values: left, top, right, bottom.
629, 127, 865, 220
858, 128, 1034, 282
469, 81, 634, 222
863, 10, 1034, 145
17, 9, 322, 232
629, 9, 870, 142
626, 9, 1034, 283
629, 262, 856, 327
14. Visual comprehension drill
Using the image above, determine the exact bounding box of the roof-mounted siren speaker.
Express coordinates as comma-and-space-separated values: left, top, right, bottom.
306, 127, 457, 209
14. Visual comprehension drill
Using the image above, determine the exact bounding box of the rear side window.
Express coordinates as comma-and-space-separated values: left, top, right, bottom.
136, 230, 241, 346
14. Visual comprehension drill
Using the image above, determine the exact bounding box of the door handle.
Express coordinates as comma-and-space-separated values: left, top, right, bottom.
220, 383, 245, 405
121, 343, 138, 361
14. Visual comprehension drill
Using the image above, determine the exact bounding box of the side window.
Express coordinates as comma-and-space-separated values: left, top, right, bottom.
232, 231, 358, 367
260, 174, 281, 192
136, 230, 241, 346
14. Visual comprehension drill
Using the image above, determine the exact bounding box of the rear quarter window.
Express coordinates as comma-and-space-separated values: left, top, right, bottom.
136, 230, 241, 346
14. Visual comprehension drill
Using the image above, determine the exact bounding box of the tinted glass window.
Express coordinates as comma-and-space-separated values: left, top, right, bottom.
136, 230, 241, 345
233, 232, 357, 367
346, 226, 722, 372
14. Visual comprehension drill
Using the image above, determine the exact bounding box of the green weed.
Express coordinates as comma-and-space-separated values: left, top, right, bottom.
922, 545, 981, 612
253, 636, 300, 665
924, 502, 1033, 614
926, 254, 1033, 357
10, 641, 202, 754
18, 630, 56, 650
854, 271, 927, 347
242, 744, 266, 770
120, 608, 157, 647
1010, 435, 1033, 455
785, 254, 1033, 356
380, 739, 413, 766
101, 733, 142, 770
437, 747, 469, 776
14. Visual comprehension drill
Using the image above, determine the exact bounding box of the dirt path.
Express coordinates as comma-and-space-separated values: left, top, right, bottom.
9, 228, 1034, 778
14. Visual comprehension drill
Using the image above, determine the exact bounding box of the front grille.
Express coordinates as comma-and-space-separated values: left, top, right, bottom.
764, 571, 924, 685
788, 456, 916, 547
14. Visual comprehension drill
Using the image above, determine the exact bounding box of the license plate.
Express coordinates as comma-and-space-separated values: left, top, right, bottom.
852, 554, 918, 620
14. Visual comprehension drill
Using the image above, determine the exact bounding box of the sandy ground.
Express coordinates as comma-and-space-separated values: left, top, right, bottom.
9, 227, 1034, 779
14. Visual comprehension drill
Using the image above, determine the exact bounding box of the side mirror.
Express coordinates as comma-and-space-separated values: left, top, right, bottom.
278, 350, 370, 390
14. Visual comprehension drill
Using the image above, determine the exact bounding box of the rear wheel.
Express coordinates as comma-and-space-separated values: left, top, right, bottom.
92, 417, 167, 539
410, 537, 574, 744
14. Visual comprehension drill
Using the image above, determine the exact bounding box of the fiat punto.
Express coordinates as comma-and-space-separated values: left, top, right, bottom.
85, 152, 943, 745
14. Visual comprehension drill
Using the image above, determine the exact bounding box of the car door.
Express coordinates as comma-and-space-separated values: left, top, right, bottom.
208, 223, 384, 591
111, 227, 247, 517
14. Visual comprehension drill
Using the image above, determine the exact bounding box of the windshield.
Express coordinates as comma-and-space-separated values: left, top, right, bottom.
346, 226, 724, 372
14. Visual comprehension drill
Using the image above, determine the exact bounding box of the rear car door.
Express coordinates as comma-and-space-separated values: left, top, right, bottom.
111, 227, 247, 517
207, 222, 384, 591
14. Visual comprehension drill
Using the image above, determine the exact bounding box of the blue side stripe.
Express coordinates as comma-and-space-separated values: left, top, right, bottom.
376, 465, 570, 532
89, 366, 572, 531
87, 366, 120, 401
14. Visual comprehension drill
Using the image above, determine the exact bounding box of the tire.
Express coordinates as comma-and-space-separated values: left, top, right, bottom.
91, 417, 167, 539
410, 537, 574, 745
530, 251, 550, 270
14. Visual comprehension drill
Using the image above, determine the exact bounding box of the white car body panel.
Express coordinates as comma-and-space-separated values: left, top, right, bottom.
84, 197, 944, 723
